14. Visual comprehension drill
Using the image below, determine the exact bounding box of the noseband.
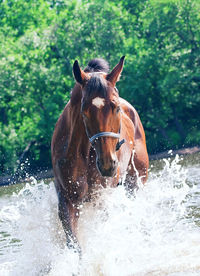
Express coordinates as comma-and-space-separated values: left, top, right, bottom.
89, 132, 120, 143
89, 132, 125, 151
86, 113, 126, 152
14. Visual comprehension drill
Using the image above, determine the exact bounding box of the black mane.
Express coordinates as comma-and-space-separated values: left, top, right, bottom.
83, 58, 109, 98
84, 58, 109, 73
86, 74, 107, 97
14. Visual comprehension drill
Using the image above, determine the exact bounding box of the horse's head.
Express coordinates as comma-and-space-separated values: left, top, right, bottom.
73, 57, 125, 177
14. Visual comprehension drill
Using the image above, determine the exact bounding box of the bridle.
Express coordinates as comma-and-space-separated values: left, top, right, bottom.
81, 82, 125, 151
84, 111, 125, 152
89, 132, 125, 151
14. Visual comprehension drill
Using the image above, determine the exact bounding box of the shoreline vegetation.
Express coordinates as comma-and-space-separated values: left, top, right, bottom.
1, 0, 200, 177
0, 146, 199, 187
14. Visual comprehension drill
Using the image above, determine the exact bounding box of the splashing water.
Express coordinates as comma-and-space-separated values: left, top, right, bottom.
0, 155, 200, 276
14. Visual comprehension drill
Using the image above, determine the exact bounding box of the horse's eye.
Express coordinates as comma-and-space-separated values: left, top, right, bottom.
116, 106, 120, 113
110, 101, 115, 110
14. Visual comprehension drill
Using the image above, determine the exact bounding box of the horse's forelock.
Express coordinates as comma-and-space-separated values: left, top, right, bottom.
84, 58, 109, 73
85, 74, 107, 97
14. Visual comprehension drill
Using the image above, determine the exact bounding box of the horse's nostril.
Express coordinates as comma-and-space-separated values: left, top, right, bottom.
96, 157, 118, 177
113, 159, 117, 166
110, 158, 118, 169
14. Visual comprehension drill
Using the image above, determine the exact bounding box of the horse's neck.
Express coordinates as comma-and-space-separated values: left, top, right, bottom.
68, 86, 90, 159
70, 83, 82, 106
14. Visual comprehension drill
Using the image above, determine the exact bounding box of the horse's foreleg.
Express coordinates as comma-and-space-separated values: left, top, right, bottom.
57, 191, 81, 254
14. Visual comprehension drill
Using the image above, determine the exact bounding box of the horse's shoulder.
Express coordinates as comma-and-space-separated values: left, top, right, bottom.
119, 97, 137, 122
119, 97, 144, 140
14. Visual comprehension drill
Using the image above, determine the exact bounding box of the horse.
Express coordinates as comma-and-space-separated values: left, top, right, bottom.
51, 56, 149, 252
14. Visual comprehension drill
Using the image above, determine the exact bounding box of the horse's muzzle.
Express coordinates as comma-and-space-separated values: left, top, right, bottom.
96, 158, 118, 177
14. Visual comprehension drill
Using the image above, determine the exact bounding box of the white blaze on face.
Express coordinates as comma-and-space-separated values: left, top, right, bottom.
92, 97, 105, 108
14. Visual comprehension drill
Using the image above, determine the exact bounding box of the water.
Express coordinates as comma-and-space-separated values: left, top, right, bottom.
0, 154, 200, 276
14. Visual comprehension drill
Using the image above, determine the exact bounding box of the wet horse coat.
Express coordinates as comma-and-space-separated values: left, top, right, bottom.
51, 57, 149, 249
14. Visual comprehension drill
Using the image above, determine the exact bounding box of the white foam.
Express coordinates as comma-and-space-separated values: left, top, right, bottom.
0, 156, 200, 276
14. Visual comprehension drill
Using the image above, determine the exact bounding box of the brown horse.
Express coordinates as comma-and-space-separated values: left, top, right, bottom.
51, 56, 149, 251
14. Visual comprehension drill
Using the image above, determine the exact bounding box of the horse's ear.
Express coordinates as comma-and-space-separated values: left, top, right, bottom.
106, 56, 125, 86
73, 60, 88, 85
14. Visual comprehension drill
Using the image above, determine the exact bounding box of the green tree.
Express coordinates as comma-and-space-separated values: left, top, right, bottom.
0, 0, 200, 176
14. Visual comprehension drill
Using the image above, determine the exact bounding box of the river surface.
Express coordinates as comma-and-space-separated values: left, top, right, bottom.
0, 153, 200, 276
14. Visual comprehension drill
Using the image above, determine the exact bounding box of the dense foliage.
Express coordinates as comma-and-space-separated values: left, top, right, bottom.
0, 0, 200, 175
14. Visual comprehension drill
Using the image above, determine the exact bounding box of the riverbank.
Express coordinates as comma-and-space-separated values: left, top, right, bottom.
1, 146, 200, 186
149, 145, 200, 160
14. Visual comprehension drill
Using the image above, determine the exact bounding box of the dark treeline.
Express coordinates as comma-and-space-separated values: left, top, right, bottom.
0, 0, 200, 176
